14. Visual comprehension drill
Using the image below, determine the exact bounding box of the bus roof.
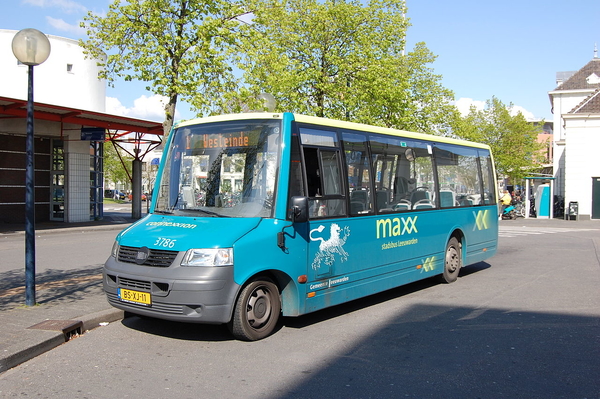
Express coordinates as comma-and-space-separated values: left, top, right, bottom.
174, 112, 491, 150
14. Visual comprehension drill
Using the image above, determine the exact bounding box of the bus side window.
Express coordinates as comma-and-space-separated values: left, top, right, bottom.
288, 133, 305, 199
303, 147, 345, 218
434, 144, 484, 208
369, 134, 430, 212
342, 132, 373, 215
304, 147, 321, 197
478, 149, 496, 204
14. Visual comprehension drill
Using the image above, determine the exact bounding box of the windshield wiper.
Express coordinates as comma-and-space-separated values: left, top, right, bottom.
196, 209, 228, 217
154, 209, 174, 214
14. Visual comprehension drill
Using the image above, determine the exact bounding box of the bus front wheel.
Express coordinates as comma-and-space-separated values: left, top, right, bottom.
441, 237, 461, 283
230, 278, 281, 341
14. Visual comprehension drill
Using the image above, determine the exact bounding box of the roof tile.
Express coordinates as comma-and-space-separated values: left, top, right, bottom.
555, 58, 600, 90
570, 87, 600, 114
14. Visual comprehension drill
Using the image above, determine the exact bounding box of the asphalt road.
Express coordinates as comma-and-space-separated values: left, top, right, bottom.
0, 202, 135, 311
1, 222, 599, 398
0, 202, 137, 274
0, 229, 117, 274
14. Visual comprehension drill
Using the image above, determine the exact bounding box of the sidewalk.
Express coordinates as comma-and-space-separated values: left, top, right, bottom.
0, 216, 136, 373
0, 215, 597, 373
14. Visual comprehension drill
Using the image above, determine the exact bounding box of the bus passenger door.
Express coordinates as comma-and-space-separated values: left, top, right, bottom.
304, 148, 347, 279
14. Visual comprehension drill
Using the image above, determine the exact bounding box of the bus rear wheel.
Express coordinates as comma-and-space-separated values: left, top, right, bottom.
441, 237, 461, 283
230, 278, 281, 341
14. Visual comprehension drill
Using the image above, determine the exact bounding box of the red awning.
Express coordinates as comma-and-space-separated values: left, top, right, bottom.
0, 96, 163, 134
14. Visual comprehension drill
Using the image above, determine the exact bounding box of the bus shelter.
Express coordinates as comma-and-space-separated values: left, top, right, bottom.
0, 96, 163, 224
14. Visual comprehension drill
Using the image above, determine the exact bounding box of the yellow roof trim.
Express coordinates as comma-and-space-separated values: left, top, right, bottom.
175, 113, 283, 128
174, 112, 490, 150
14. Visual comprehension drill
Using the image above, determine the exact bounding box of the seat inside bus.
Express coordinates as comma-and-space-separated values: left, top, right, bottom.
439, 189, 457, 207
410, 189, 430, 206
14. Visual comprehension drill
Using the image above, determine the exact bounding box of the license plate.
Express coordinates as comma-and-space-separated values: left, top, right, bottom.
118, 288, 151, 306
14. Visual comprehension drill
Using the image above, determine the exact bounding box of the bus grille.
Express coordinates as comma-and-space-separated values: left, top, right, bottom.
118, 245, 178, 267
118, 277, 152, 291
106, 292, 185, 315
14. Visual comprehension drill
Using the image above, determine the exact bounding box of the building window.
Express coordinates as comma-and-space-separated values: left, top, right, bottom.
67, 64, 73, 73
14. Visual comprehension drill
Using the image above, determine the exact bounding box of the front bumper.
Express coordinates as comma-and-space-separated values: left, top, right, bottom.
103, 256, 240, 324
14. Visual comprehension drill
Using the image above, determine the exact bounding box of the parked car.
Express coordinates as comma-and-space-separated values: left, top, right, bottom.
128, 193, 147, 201
105, 189, 126, 200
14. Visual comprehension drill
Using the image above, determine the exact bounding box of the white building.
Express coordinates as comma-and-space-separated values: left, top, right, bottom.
0, 29, 105, 112
549, 51, 600, 219
0, 29, 161, 225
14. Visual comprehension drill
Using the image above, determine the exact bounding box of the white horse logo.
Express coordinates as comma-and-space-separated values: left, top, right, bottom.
310, 223, 351, 270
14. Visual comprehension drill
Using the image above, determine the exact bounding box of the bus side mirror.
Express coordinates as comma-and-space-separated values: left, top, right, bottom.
290, 196, 308, 223
278, 196, 309, 250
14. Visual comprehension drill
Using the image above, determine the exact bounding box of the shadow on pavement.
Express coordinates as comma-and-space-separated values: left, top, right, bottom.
0, 266, 103, 311
277, 304, 600, 399
110, 259, 598, 398
121, 316, 233, 343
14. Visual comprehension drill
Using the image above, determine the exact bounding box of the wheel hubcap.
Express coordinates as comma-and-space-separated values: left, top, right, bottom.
246, 287, 271, 329
446, 247, 459, 273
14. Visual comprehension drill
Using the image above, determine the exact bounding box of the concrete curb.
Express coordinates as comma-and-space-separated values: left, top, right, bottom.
0, 330, 65, 374
0, 309, 124, 374
81, 308, 125, 332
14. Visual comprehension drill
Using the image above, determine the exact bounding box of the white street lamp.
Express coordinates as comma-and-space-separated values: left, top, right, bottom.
12, 29, 51, 66
11, 28, 51, 307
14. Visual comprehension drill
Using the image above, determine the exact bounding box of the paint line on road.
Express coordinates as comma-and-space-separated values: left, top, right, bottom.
499, 226, 600, 238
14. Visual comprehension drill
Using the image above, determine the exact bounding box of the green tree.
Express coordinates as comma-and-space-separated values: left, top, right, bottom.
238, 0, 456, 134
455, 97, 544, 182
80, 0, 251, 136
104, 141, 133, 189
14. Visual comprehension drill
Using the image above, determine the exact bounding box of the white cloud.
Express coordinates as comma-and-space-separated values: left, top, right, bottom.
455, 97, 537, 121
23, 0, 87, 14
105, 97, 129, 117
454, 97, 486, 116
106, 95, 171, 122
46, 16, 85, 35
508, 105, 536, 121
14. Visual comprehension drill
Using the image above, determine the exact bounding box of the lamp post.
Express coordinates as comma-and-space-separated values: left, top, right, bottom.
11, 29, 51, 306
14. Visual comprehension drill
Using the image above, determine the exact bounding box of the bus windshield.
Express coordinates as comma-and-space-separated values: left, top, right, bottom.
154, 119, 281, 218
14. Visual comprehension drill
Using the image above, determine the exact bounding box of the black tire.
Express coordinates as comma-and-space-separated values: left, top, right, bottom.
230, 278, 281, 341
441, 237, 461, 283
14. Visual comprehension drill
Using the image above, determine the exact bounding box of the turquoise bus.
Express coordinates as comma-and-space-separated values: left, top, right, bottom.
104, 112, 498, 340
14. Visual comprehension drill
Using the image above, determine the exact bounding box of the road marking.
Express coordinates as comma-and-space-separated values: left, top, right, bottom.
499, 226, 599, 238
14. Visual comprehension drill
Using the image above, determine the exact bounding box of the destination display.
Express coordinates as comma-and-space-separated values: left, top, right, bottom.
188, 131, 260, 150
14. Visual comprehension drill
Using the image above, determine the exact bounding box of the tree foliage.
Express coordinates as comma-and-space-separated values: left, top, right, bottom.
455, 97, 545, 182
80, 0, 251, 135
104, 141, 133, 187
238, 0, 456, 134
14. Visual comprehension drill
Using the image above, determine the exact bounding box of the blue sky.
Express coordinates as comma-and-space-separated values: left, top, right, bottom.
2, 0, 600, 123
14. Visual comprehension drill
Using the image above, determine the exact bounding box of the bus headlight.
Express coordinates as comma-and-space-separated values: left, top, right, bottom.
111, 241, 119, 258
182, 248, 233, 267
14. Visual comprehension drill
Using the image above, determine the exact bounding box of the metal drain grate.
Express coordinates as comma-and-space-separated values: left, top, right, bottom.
27, 320, 83, 341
